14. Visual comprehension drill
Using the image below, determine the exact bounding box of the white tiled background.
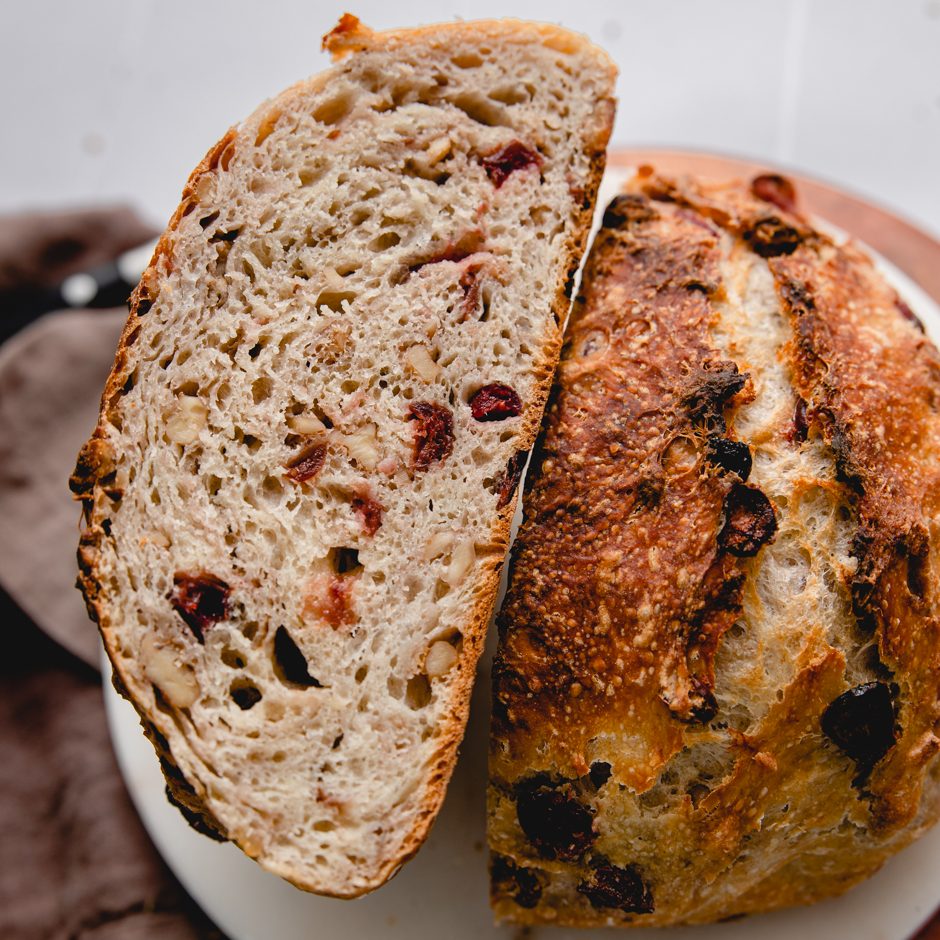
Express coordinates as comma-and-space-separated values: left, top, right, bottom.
1, 0, 938, 237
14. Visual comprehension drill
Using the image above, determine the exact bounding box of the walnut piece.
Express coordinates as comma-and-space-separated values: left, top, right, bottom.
142, 634, 199, 708
166, 395, 208, 444
404, 345, 441, 382
444, 539, 476, 586
287, 413, 327, 435
425, 640, 458, 678
333, 424, 379, 470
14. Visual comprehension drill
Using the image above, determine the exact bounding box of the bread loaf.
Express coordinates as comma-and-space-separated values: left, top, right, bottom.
488, 169, 940, 925
70, 15, 615, 897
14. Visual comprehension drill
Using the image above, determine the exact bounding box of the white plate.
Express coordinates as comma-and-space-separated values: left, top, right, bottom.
104, 169, 940, 940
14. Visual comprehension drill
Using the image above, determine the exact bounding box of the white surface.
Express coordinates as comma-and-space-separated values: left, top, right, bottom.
104, 165, 940, 939
1, 1, 939, 238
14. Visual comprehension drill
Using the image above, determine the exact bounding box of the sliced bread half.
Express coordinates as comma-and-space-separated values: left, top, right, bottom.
71, 14, 615, 897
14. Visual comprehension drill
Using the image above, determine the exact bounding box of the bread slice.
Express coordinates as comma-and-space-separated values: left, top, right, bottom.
488, 170, 940, 925
70, 15, 615, 897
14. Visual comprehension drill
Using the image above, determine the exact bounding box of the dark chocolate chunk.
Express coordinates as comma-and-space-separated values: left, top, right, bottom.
719, 484, 777, 557
706, 438, 752, 480
577, 863, 654, 914
821, 681, 897, 768
515, 776, 595, 861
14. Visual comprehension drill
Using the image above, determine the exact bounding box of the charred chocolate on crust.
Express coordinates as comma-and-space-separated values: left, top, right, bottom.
488, 171, 940, 926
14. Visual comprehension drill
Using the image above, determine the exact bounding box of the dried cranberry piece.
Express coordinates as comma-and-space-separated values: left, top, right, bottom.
515, 776, 595, 861
491, 854, 543, 909
407, 401, 454, 471
821, 681, 896, 768
481, 140, 542, 188
351, 488, 383, 536
171, 572, 230, 642
743, 217, 802, 257
273, 626, 323, 687
706, 438, 752, 480
577, 864, 654, 914
750, 174, 798, 214
718, 484, 777, 557
470, 384, 523, 422
285, 442, 327, 483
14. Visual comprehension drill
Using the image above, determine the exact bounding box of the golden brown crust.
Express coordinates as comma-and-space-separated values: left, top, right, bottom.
493, 197, 760, 783
71, 15, 615, 898
642, 171, 940, 836
489, 172, 940, 925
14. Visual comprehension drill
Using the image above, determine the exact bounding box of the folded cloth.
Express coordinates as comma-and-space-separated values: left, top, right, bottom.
0, 206, 227, 940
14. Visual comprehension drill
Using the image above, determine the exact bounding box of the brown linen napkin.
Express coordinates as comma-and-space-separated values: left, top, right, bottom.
0, 207, 227, 940
0, 308, 125, 666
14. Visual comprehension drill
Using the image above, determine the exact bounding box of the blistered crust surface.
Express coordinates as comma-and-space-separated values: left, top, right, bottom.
488, 173, 940, 926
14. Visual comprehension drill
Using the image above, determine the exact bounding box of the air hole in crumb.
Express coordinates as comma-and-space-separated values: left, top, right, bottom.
252, 377, 273, 403
405, 674, 432, 710
332, 733, 344, 749
330, 547, 361, 575
248, 343, 263, 359
369, 231, 401, 252
449, 91, 506, 127
241, 621, 259, 641
273, 626, 323, 688
315, 289, 356, 313
434, 579, 451, 601
230, 681, 262, 710
488, 84, 529, 106
313, 820, 336, 832
451, 51, 484, 68
221, 647, 246, 669
355, 664, 369, 684
312, 89, 356, 126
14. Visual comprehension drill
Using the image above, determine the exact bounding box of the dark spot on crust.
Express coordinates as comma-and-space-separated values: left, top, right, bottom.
788, 396, 810, 444
750, 174, 798, 214
497, 450, 527, 508
491, 854, 543, 909
682, 361, 748, 427
706, 438, 752, 480
743, 217, 802, 257
285, 442, 327, 484
907, 544, 929, 599
273, 626, 323, 688
470, 383, 523, 421
480, 140, 542, 188
719, 484, 778, 557
601, 193, 657, 229
577, 863, 654, 914
686, 680, 719, 723
821, 681, 897, 770
170, 572, 230, 643
407, 401, 454, 471
895, 294, 925, 333
515, 776, 596, 861
589, 761, 612, 788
